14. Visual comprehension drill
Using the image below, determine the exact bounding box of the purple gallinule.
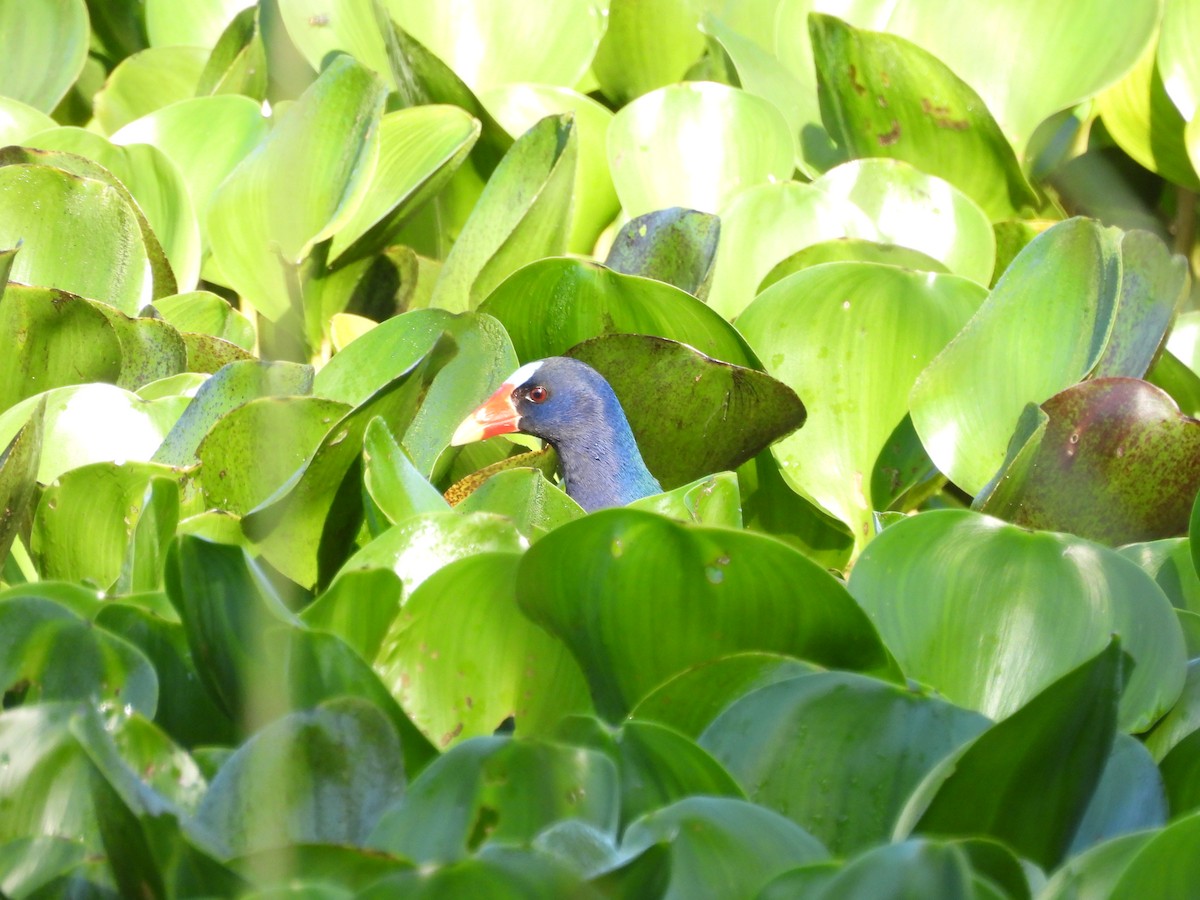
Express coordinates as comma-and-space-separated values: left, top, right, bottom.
451, 357, 661, 511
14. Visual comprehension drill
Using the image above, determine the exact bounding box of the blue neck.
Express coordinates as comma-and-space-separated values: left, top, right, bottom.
554, 409, 660, 512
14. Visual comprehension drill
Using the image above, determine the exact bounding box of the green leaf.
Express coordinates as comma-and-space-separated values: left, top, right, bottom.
146, 0, 254, 48
155, 360, 314, 467
848, 510, 1186, 732
591, 0, 705, 105
479, 258, 757, 367
0, 401, 41, 563
360, 846, 594, 898
910, 218, 1133, 495
1108, 811, 1200, 899
32, 462, 182, 591
198, 396, 349, 515
737, 262, 985, 551
195, 5, 268, 99
153, 291, 256, 350
456, 469, 585, 537
243, 335, 455, 589
0, 164, 152, 314
430, 114, 577, 313
0, 0, 89, 112
978, 379, 1200, 544
1161, 730, 1200, 817
0, 97, 55, 145
368, 736, 619, 863
300, 565, 403, 664
900, 642, 1123, 870
480, 83, 619, 255
0, 597, 158, 714
628, 471, 743, 529
92, 46, 209, 136
0, 837, 87, 899
1143, 660, 1200, 762
329, 104, 480, 267
208, 55, 387, 321
374, 553, 592, 748
810, 14, 1037, 219
607, 83, 794, 219
760, 240, 947, 295
517, 509, 891, 720
362, 417, 452, 525
604, 208, 721, 300
195, 698, 406, 857
619, 796, 828, 899
803, 840, 977, 900
1071, 735, 1166, 854
700, 672, 988, 855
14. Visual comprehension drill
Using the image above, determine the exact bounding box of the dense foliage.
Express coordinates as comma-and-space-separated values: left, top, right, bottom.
1, 0, 1200, 896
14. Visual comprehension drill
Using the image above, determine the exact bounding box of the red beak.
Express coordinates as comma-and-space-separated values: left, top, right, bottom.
450, 384, 521, 445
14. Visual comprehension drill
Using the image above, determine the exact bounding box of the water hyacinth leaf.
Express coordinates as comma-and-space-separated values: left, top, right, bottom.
0, 164, 152, 314
911, 218, 1125, 495
155, 360, 314, 467
607, 83, 794, 219
153, 291, 256, 350
32, 462, 182, 590
848, 510, 1186, 732
362, 416, 451, 526
1194, 489, 1200, 580
196, 698, 406, 857
567, 334, 804, 489
276, 0, 393, 85
619, 796, 828, 899
737, 263, 985, 549
811, 14, 1038, 220
1152, 349, 1200, 418
0, 0, 89, 112
0, 97, 55, 145
0, 597, 158, 715
480, 258, 757, 367
299, 565, 404, 663
813, 159, 996, 286
429, 114, 577, 313
0, 285, 122, 414
22, 129, 202, 293
92, 46, 210, 136
455, 468, 585, 537
517, 509, 890, 720
359, 848, 592, 898
146, 0, 254, 48
760, 241, 947, 292
978, 379, 1200, 544
0, 384, 187, 484
88, 304, 187, 391
369, 736, 619, 863
0, 837, 87, 898
1101, 40, 1200, 191
0, 404, 42, 562
591, 0, 705, 105
195, 5, 268, 99
700, 672, 989, 856
604, 208, 720, 299
339, 510, 526, 600
386, 0, 604, 94
480, 83, 619, 254
112, 95, 271, 241
329, 104, 480, 266
374, 553, 592, 747
901, 642, 1123, 871
1107, 811, 1200, 899
1143, 661, 1200, 762
1071, 735, 1167, 854
631, 653, 819, 739
243, 335, 456, 588
1159, 0, 1200, 122
208, 56, 387, 321
197, 396, 349, 515
628, 471, 743, 529
1161, 731, 1200, 817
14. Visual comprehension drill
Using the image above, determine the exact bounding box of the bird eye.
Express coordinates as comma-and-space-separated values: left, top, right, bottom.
528, 385, 549, 403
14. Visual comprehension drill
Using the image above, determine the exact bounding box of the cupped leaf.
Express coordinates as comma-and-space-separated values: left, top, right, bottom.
208, 55, 387, 320
145, 0, 254, 48
517, 509, 891, 720
480, 83, 619, 254
737, 262, 985, 550
628, 471, 743, 529
429, 114, 577, 313
810, 14, 1037, 219
92, 46, 209, 136
1143, 660, 1200, 762
195, 698, 406, 857
374, 553, 591, 748
359, 846, 594, 898
604, 208, 721, 300
760, 240, 947, 292
565, 334, 803, 489
0, 164, 152, 313
0, 97, 55, 145
1071, 735, 1167, 854
911, 218, 1145, 495
362, 417, 452, 526
479, 257, 757, 367
619, 796, 828, 900
0, 0, 89, 112
0, 836, 87, 899
242, 335, 455, 588
847, 509, 1186, 732
455, 468, 585, 537
978, 379, 1200, 544
0, 402, 42, 562
591, 0, 705, 105
607, 82, 794, 219
368, 736, 619, 863
1108, 811, 1200, 899
153, 291, 256, 350
787, 840, 976, 900
197, 396, 349, 515
700, 672, 989, 855
329, 104, 480, 266
899, 642, 1124, 871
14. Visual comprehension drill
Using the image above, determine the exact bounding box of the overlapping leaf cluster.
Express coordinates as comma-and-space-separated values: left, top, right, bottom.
2, 0, 1200, 896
